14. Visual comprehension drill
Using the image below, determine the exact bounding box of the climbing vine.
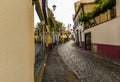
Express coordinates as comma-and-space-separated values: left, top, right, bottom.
79, 0, 116, 23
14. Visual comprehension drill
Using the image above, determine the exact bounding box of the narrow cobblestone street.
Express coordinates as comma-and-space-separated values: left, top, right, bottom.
43, 40, 120, 82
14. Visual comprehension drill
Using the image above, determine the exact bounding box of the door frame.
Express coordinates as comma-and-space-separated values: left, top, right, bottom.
85, 32, 91, 50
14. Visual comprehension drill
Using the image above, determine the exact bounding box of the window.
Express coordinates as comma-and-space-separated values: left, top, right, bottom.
110, 8, 116, 19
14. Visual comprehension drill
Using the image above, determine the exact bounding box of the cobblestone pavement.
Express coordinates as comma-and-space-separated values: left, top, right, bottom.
43, 40, 120, 82
42, 45, 78, 82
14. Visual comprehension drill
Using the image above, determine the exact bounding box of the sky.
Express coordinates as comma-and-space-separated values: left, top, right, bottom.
34, 0, 79, 27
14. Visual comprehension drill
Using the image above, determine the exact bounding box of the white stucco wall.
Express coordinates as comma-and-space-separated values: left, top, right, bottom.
81, 26, 85, 42
117, 17, 120, 45
84, 0, 120, 46
0, 0, 34, 82
84, 18, 119, 45
116, 0, 120, 45
74, 7, 85, 42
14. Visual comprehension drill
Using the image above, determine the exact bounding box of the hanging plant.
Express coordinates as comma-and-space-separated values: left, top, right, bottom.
80, 13, 89, 22
100, 1, 108, 13
38, 22, 43, 32
95, 0, 102, 4
79, 0, 116, 23
107, 0, 116, 9
48, 17, 55, 31
93, 6, 101, 17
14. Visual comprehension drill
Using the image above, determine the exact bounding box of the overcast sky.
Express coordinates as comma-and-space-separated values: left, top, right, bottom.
34, 0, 79, 27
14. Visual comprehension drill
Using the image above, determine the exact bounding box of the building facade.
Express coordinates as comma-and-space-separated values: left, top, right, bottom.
0, 0, 35, 82
73, 1, 84, 47
84, 0, 120, 58
73, 0, 95, 48
73, 0, 120, 58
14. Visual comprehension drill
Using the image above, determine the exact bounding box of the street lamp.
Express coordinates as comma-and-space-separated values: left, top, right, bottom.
52, 4, 57, 45
52, 4, 56, 11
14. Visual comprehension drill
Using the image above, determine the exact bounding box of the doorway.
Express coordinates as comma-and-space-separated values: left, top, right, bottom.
85, 32, 91, 50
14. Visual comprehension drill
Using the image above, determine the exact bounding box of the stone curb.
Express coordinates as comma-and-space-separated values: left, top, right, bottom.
35, 54, 48, 82
93, 54, 120, 66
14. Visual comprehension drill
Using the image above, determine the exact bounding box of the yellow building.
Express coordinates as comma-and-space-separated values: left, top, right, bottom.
73, 0, 95, 47
74, 1, 81, 13
0, 0, 35, 82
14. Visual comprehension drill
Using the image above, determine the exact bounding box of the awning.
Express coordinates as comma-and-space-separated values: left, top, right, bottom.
42, 0, 48, 24
35, 0, 48, 24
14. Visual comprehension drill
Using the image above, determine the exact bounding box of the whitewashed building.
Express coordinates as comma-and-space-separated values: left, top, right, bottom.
73, 1, 85, 48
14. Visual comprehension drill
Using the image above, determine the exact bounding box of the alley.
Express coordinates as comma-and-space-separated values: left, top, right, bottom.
43, 40, 120, 82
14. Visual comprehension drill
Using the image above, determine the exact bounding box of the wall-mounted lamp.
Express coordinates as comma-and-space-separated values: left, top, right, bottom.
52, 4, 56, 11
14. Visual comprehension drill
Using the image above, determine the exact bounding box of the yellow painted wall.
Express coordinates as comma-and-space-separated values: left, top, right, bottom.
84, 18, 118, 45
101, 12, 108, 22
81, 0, 95, 3
94, 11, 111, 24
84, 3, 111, 25
74, 1, 81, 13
101, 11, 110, 22
83, 3, 96, 13
116, 0, 120, 17
0, 0, 35, 82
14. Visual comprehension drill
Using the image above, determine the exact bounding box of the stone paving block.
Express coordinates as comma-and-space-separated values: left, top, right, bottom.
43, 41, 120, 82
